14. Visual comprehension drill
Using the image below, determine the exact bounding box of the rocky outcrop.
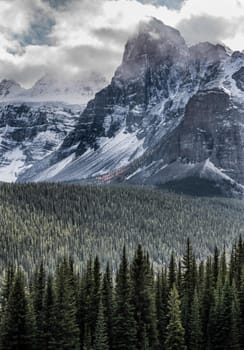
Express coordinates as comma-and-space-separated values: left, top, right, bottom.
7, 18, 244, 197
232, 67, 244, 91
0, 103, 80, 182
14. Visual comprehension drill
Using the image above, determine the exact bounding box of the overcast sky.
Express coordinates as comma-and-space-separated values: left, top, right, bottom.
0, 0, 244, 87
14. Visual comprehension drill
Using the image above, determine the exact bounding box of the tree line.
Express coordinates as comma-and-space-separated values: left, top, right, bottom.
0, 183, 244, 275
1, 238, 244, 349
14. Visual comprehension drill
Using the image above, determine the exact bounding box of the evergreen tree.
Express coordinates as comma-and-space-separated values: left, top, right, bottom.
239, 268, 244, 349
177, 260, 182, 294
55, 258, 80, 349
92, 256, 102, 341
1, 269, 34, 350
168, 252, 176, 290
236, 236, 244, 289
164, 284, 186, 350
213, 246, 219, 287
83, 326, 93, 350
182, 238, 195, 348
131, 245, 158, 350
198, 261, 205, 292
201, 256, 214, 349
79, 258, 94, 348
113, 246, 136, 350
102, 263, 113, 350
230, 245, 237, 284
220, 246, 227, 285
188, 289, 202, 350
1, 263, 15, 312
95, 299, 109, 350
209, 278, 233, 350
229, 282, 241, 350
157, 267, 168, 346
0, 235, 243, 350
33, 262, 46, 350
42, 275, 57, 349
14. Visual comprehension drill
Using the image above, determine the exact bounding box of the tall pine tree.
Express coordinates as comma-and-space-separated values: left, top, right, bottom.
113, 246, 136, 350
1, 269, 34, 350
164, 284, 186, 350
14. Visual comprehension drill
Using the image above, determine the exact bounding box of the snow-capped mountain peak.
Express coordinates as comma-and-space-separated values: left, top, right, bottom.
24, 72, 108, 104
0, 73, 108, 105
0, 18, 244, 197
0, 73, 108, 182
0, 79, 25, 100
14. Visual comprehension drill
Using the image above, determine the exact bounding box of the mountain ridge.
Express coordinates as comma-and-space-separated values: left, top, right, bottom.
0, 72, 108, 105
1, 18, 244, 197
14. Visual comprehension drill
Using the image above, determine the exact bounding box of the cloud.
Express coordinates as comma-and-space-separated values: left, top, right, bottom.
0, 0, 56, 47
92, 27, 131, 46
177, 15, 238, 45
0, 0, 244, 88
62, 45, 123, 77
43, 0, 70, 9
136, 0, 186, 10
0, 58, 46, 87
15, 13, 55, 46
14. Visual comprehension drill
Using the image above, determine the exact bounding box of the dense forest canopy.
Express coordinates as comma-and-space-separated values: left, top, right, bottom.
1, 240, 244, 349
0, 183, 244, 275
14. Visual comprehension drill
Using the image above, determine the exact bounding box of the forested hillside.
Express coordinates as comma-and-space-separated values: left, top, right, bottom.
1, 240, 244, 349
0, 183, 243, 275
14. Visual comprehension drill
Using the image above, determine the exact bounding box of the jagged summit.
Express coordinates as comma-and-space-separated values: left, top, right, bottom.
0, 18, 243, 197
117, 17, 187, 82
24, 72, 108, 104
135, 17, 185, 46
0, 73, 108, 105
190, 41, 231, 63
0, 79, 24, 99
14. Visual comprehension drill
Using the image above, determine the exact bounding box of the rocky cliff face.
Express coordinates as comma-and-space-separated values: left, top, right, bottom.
6, 18, 244, 197
0, 73, 107, 182
0, 103, 80, 181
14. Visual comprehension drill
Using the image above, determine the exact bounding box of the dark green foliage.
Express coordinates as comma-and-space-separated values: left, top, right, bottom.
1, 263, 15, 312
188, 290, 202, 350
208, 279, 233, 350
230, 282, 241, 350
55, 259, 80, 349
130, 245, 158, 349
95, 299, 109, 350
33, 262, 45, 349
156, 268, 168, 346
102, 263, 113, 350
168, 252, 176, 291
92, 256, 102, 341
239, 269, 244, 349
0, 269, 34, 350
201, 257, 214, 349
213, 246, 219, 287
1, 240, 244, 349
0, 183, 243, 275
182, 239, 195, 348
113, 247, 136, 350
42, 275, 57, 349
164, 284, 186, 350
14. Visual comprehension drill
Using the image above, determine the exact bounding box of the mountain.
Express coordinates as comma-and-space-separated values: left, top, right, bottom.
0, 73, 107, 182
0, 103, 81, 182
18, 19, 197, 182
0, 17, 240, 197
16, 18, 244, 197
0, 79, 25, 100
0, 72, 107, 105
